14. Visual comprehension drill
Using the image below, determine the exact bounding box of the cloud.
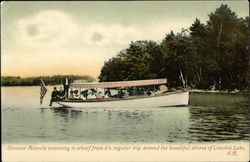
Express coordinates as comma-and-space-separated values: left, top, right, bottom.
15, 10, 193, 51
15, 10, 144, 50
80, 24, 143, 46
16, 10, 80, 49
80, 21, 192, 47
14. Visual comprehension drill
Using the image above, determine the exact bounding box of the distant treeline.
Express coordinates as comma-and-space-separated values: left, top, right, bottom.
99, 5, 249, 91
1, 75, 96, 86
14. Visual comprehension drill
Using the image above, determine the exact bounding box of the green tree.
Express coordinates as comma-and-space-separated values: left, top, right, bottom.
99, 4, 249, 91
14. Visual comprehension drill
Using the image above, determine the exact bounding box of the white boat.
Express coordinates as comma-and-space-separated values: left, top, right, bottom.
56, 91, 189, 108
53, 79, 189, 108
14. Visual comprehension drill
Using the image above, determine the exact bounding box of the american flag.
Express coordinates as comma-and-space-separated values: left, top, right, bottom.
40, 79, 47, 104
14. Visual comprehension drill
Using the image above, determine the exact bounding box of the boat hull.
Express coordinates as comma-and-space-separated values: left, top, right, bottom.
55, 92, 189, 108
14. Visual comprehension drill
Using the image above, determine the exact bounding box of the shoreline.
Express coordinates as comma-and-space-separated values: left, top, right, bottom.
188, 89, 249, 95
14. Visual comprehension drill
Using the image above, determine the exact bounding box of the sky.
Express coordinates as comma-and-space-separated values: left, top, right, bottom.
1, 1, 249, 78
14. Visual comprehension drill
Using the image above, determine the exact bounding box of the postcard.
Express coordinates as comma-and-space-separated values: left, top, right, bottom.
1, 1, 249, 162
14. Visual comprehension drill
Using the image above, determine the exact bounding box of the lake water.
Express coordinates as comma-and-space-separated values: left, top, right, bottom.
1, 86, 249, 144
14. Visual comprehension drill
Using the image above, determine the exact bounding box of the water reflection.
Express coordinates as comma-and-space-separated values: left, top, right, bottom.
71, 109, 83, 118
188, 105, 250, 142
52, 108, 83, 121
49, 107, 155, 143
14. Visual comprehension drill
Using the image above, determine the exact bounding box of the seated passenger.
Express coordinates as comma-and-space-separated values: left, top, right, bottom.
87, 92, 96, 99
159, 85, 168, 92
146, 90, 156, 96
118, 90, 125, 98
105, 89, 111, 97
49, 87, 60, 106
124, 91, 129, 97
81, 90, 88, 99
96, 92, 104, 99
155, 85, 168, 95
73, 89, 79, 97
104, 94, 109, 98
90, 89, 97, 95
69, 89, 74, 99
58, 87, 65, 100
81, 96, 87, 100
146, 91, 152, 96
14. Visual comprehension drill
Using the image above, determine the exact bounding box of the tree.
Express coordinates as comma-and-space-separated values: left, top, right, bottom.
99, 4, 249, 91
99, 40, 165, 81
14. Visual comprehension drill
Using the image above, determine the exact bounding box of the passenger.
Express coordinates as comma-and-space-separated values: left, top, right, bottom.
155, 85, 168, 95
118, 90, 125, 98
69, 89, 74, 99
73, 89, 79, 98
147, 90, 156, 96
124, 90, 129, 97
80, 93, 87, 100
90, 89, 97, 95
96, 92, 104, 99
146, 91, 152, 96
159, 85, 168, 92
127, 88, 134, 96
49, 87, 59, 106
58, 87, 65, 100
81, 90, 88, 99
87, 92, 96, 99
104, 94, 109, 98
105, 89, 111, 97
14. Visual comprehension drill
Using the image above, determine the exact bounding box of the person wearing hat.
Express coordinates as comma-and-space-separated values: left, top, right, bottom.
49, 87, 59, 106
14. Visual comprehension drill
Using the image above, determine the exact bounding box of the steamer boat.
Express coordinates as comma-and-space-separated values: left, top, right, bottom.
48, 78, 189, 108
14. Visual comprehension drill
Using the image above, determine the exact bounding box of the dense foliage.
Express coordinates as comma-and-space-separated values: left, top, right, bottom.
99, 5, 249, 90
1, 75, 95, 86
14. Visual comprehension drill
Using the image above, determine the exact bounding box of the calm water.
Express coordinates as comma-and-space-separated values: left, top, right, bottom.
1, 86, 250, 144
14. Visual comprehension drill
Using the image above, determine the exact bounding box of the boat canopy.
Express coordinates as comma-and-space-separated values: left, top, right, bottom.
70, 79, 167, 89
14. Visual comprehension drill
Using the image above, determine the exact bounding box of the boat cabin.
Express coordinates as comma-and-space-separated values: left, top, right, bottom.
67, 78, 168, 100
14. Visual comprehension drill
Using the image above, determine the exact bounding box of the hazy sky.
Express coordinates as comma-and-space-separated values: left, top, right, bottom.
1, 1, 249, 78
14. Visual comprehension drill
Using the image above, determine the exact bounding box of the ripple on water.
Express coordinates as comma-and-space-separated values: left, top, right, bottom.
2, 88, 250, 143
